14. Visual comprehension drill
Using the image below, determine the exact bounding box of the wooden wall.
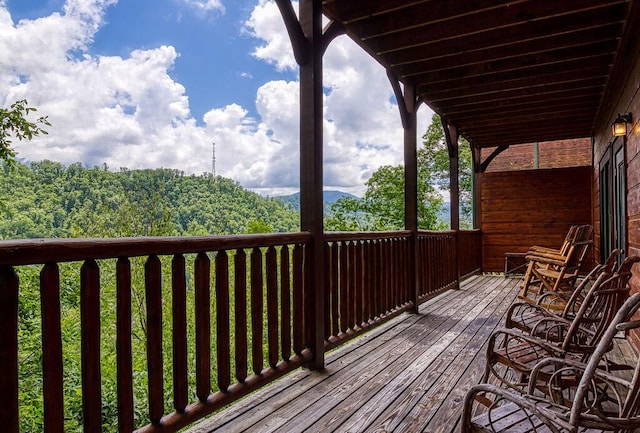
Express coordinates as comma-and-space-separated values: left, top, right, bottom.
479, 166, 593, 272
591, 10, 640, 350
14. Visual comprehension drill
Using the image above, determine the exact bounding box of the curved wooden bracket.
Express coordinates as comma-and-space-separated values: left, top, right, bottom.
441, 117, 459, 158
321, 20, 346, 56
387, 70, 419, 130
275, 0, 310, 65
480, 145, 509, 172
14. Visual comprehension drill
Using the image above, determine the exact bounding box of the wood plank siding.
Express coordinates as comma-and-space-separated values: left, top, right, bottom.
479, 166, 593, 272
187, 274, 637, 433
592, 7, 640, 348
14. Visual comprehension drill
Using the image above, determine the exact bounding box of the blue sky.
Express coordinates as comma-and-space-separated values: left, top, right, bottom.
0, 0, 432, 196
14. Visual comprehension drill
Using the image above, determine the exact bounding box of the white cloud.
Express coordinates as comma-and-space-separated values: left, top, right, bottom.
0, 0, 433, 198
244, 0, 296, 72
179, 0, 225, 14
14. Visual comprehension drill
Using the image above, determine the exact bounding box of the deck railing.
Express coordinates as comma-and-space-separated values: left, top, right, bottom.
323, 232, 413, 350
0, 230, 481, 432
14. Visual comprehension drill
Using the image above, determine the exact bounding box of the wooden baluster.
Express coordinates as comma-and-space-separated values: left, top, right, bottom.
40, 263, 64, 433
430, 236, 435, 291
355, 241, 363, 327
171, 255, 188, 412
250, 247, 264, 374
266, 246, 279, 367
280, 246, 291, 361
292, 244, 304, 355
339, 242, 348, 333
234, 250, 248, 383
0, 266, 18, 433
323, 243, 331, 340
347, 241, 356, 330
80, 259, 101, 433
388, 239, 395, 309
116, 258, 134, 432
364, 240, 369, 320
216, 251, 231, 391
364, 241, 372, 323
195, 252, 211, 401
373, 240, 380, 318
145, 255, 164, 425
383, 239, 390, 314
417, 237, 423, 297
403, 238, 410, 303
330, 243, 339, 336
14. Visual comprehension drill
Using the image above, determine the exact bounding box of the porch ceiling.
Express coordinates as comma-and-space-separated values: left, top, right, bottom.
322, 0, 639, 148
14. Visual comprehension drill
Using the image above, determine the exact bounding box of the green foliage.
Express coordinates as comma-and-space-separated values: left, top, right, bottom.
246, 218, 274, 233
0, 161, 299, 239
421, 114, 473, 228
327, 114, 472, 231
0, 99, 50, 167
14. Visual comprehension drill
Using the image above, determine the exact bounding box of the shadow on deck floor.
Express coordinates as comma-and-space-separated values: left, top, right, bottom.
186, 275, 637, 433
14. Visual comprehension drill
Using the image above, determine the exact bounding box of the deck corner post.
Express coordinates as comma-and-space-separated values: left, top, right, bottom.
295, 0, 325, 370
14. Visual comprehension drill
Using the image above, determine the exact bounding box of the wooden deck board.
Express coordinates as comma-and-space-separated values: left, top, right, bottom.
186, 275, 638, 433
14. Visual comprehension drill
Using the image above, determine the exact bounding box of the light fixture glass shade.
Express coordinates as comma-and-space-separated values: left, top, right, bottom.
612, 113, 632, 137
613, 120, 628, 136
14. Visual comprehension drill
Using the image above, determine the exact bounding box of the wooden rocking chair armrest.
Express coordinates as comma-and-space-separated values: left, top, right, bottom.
504, 302, 553, 329
617, 319, 640, 331
529, 316, 572, 335
528, 246, 563, 255
536, 292, 574, 312
527, 356, 631, 392
488, 328, 564, 356
525, 254, 567, 267
462, 383, 573, 433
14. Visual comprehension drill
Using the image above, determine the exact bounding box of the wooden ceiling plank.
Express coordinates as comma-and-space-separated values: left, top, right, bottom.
427, 78, 607, 108
356, 0, 522, 39
322, 0, 430, 24
450, 97, 602, 123
425, 65, 611, 102
394, 24, 622, 77
404, 40, 618, 83
430, 87, 605, 116
405, 44, 615, 89
459, 108, 595, 130
367, 0, 628, 54
385, 4, 629, 66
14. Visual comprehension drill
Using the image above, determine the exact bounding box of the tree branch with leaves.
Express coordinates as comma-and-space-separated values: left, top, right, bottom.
0, 99, 50, 166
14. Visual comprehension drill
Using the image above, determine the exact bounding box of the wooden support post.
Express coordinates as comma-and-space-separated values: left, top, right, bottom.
442, 118, 460, 289
277, 0, 325, 369
388, 72, 419, 312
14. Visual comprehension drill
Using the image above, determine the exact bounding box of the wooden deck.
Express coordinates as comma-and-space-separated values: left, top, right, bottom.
186, 275, 638, 433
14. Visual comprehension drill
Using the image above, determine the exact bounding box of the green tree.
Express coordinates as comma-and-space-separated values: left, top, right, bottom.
0, 99, 50, 166
326, 114, 472, 231
421, 114, 473, 228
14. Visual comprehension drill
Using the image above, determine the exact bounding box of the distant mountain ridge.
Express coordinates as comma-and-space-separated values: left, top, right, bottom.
274, 190, 359, 213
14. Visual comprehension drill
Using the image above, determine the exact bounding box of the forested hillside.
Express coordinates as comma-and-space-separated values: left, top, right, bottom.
0, 160, 299, 239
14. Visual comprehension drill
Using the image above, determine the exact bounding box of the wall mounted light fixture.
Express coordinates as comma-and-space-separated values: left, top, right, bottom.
612, 113, 633, 137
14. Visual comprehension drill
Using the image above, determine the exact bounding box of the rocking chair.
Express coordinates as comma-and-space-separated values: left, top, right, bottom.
462, 291, 640, 432
481, 256, 638, 393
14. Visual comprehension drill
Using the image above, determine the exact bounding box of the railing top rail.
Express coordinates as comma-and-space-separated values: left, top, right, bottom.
0, 232, 312, 265
323, 230, 412, 242
417, 229, 481, 236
